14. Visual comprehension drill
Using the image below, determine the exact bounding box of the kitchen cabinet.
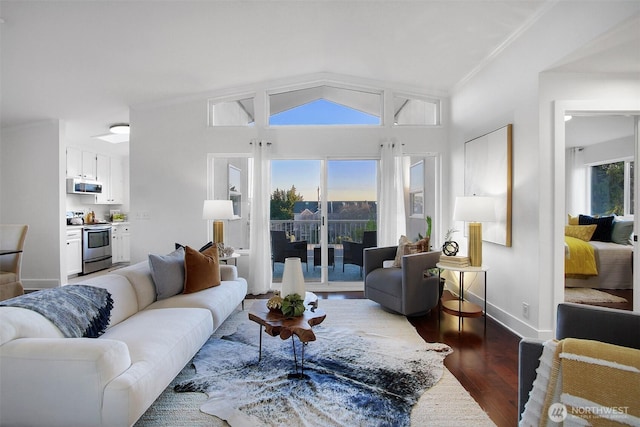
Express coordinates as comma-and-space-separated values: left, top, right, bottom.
112, 224, 130, 263
110, 157, 124, 204
66, 147, 97, 180
66, 228, 83, 275
95, 154, 110, 204
82, 151, 97, 180
95, 155, 124, 205
66, 147, 83, 178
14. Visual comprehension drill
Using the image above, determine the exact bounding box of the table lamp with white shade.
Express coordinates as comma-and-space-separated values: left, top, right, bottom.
202, 200, 234, 246
453, 196, 496, 267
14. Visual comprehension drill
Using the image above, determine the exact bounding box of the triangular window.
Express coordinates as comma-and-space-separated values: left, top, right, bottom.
269, 85, 381, 126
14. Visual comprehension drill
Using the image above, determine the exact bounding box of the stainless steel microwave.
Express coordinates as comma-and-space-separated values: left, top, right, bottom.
66, 178, 103, 194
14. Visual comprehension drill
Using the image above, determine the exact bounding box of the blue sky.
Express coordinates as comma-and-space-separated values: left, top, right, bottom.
271, 160, 376, 202
269, 99, 379, 126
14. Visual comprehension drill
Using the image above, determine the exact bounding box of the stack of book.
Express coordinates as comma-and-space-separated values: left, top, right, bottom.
439, 254, 470, 268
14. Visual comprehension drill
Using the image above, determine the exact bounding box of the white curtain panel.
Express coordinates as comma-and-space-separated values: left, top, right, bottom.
248, 140, 273, 295
378, 141, 407, 247
566, 147, 587, 216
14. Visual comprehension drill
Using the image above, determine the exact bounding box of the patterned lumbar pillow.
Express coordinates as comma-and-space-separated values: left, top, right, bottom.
393, 235, 419, 267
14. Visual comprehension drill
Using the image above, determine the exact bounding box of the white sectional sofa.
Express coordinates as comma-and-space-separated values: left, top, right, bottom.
0, 259, 247, 427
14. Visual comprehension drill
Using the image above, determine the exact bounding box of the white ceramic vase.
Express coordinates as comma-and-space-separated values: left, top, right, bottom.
281, 257, 306, 298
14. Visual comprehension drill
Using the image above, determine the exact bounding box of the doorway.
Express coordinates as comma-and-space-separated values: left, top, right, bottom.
564, 114, 636, 310
555, 100, 640, 313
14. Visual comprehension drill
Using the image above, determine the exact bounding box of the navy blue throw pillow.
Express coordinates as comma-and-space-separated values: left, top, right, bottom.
175, 241, 214, 252
578, 215, 614, 242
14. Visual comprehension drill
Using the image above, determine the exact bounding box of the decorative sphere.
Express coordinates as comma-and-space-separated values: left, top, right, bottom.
442, 241, 459, 256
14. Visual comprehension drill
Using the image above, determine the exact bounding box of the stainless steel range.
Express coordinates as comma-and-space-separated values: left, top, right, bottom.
82, 225, 112, 274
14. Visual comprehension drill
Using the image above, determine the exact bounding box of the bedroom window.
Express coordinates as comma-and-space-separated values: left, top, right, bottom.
590, 160, 634, 216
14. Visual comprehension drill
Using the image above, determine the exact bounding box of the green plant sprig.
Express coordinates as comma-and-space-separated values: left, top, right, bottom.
281, 293, 305, 317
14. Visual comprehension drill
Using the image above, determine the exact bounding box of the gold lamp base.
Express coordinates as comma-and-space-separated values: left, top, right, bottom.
468, 222, 483, 267
213, 220, 224, 246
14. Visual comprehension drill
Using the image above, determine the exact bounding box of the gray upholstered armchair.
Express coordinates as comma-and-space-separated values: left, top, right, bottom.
363, 246, 440, 317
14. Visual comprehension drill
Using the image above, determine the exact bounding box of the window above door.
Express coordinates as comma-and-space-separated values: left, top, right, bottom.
269, 85, 381, 126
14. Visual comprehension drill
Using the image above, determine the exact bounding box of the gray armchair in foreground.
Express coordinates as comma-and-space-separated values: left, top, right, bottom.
518, 303, 640, 421
363, 246, 440, 317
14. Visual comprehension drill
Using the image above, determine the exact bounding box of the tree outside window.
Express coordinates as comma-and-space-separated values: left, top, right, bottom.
591, 160, 634, 216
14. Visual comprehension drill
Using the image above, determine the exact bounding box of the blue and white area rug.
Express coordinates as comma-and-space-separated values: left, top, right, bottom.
175, 304, 452, 427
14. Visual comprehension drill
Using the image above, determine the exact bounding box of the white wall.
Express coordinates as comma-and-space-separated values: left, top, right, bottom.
581, 136, 634, 165
129, 76, 449, 267
450, 2, 640, 337
0, 121, 65, 288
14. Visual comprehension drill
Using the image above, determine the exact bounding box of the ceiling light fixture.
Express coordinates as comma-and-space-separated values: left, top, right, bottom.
109, 123, 130, 134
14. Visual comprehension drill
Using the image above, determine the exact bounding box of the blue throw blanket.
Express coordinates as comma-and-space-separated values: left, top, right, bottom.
0, 285, 113, 338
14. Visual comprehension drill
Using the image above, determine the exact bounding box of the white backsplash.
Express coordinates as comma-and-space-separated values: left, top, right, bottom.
66, 194, 114, 222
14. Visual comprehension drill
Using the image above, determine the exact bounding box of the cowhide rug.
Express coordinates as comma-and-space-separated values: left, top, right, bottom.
175, 321, 451, 427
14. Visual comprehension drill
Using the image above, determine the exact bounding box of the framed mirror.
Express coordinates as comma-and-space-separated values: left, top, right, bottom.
228, 165, 241, 217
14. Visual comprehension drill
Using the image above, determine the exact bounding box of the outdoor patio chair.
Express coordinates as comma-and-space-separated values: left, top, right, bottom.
270, 230, 308, 271
343, 230, 377, 276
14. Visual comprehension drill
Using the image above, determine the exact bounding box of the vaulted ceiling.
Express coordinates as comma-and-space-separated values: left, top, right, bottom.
0, 0, 547, 142
0, 1, 636, 145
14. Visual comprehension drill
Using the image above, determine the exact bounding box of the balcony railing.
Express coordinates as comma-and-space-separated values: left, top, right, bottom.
270, 220, 373, 245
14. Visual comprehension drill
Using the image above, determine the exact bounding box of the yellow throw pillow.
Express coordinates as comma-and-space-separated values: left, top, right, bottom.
183, 245, 221, 294
567, 214, 579, 225
565, 224, 597, 242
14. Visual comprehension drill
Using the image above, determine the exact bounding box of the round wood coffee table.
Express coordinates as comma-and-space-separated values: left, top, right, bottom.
248, 293, 326, 378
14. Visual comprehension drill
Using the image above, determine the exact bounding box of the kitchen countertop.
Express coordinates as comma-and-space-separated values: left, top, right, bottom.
67, 222, 130, 228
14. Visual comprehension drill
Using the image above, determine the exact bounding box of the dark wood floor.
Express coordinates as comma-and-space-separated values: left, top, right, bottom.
248, 288, 634, 427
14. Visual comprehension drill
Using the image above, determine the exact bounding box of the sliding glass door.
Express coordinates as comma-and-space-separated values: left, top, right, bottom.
326, 160, 377, 282
270, 159, 377, 284
271, 160, 322, 282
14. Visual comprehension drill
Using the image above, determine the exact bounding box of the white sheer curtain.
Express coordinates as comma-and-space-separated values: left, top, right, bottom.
566, 147, 587, 216
248, 140, 272, 295
378, 141, 407, 246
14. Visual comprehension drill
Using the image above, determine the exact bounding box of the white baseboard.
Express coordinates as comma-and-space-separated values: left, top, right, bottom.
464, 290, 554, 340
306, 282, 364, 292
